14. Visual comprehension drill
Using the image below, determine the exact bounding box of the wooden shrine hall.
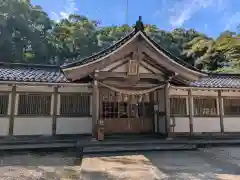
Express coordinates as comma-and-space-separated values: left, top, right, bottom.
0, 17, 240, 141
62, 17, 240, 140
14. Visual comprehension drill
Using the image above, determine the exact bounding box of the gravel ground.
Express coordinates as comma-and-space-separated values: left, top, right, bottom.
0, 147, 240, 179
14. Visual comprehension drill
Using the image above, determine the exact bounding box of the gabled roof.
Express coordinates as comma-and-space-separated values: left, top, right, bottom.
60, 17, 240, 88
61, 16, 207, 84
0, 63, 68, 83
61, 24, 201, 74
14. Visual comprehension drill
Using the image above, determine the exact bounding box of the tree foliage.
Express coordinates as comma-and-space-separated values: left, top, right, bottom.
1, 0, 240, 73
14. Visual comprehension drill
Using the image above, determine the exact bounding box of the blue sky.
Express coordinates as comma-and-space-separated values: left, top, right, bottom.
31, 0, 240, 37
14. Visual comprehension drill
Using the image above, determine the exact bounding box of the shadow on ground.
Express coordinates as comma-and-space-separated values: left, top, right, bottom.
1, 148, 240, 180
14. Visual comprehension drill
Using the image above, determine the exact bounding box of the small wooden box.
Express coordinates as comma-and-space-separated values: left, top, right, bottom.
97, 127, 104, 141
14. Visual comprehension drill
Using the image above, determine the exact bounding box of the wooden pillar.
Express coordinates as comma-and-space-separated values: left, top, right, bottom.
52, 86, 58, 135
188, 89, 193, 136
92, 80, 99, 138
164, 81, 171, 138
153, 90, 158, 133
218, 90, 224, 134
9, 85, 16, 135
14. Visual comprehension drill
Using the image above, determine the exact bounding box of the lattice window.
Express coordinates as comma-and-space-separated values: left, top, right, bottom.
223, 98, 240, 115
170, 96, 187, 116
102, 102, 118, 118
60, 93, 90, 117
0, 94, 9, 115
193, 97, 217, 116
18, 94, 51, 116
101, 91, 152, 119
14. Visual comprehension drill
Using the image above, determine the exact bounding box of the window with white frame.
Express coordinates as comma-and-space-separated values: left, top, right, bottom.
0, 93, 9, 115
60, 93, 90, 117
223, 97, 240, 115
193, 96, 217, 116
18, 93, 51, 116
170, 96, 187, 116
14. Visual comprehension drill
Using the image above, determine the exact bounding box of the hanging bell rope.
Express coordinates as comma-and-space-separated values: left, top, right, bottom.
98, 81, 165, 95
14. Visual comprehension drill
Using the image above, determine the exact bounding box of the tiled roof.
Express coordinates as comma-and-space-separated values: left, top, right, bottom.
190, 74, 240, 88
61, 26, 201, 73
0, 63, 68, 83
1, 63, 240, 88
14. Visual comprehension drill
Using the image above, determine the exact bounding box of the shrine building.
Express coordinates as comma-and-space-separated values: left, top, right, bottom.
0, 17, 240, 140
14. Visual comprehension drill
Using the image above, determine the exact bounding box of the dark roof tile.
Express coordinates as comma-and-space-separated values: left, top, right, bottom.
190, 74, 240, 88
0, 63, 68, 83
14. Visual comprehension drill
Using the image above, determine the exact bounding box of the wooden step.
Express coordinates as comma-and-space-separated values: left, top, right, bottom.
83, 144, 198, 154
0, 142, 76, 150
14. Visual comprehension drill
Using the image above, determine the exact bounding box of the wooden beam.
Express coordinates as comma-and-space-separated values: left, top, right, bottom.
218, 90, 224, 134
95, 71, 164, 81
188, 89, 193, 135
68, 43, 136, 81
141, 43, 202, 81
140, 73, 164, 80
52, 86, 58, 135
101, 80, 164, 88
95, 72, 127, 80
92, 80, 99, 138
139, 61, 158, 74
142, 54, 172, 75
171, 85, 240, 92
9, 85, 16, 135
153, 90, 159, 133
107, 58, 129, 72
164, 81, 171, 138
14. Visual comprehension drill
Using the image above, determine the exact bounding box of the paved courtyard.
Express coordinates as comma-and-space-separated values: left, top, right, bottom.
0, 147, 240, 179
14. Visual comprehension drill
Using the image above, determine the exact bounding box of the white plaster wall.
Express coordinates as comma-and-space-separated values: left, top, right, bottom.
222, 91, 240, 97
16, 85, 54, 92
0, 118, 9, 136
13, 117, 52, 135
192, 90, 218, 96
56, 117, 92, 134
58, 85, 91, 93
172, 117, 190, 132
223, 117, 240, 132
193, 117, 220, 132
0, 85, 12, 91
169, 89, 188, 96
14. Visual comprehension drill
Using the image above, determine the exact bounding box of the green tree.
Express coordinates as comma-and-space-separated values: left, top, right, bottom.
0, 0, 54, 63
53, 14, 99, 64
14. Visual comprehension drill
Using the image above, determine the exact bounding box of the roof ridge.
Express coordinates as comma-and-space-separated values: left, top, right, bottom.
208, 72, 240, 77
0, 62, 60, 69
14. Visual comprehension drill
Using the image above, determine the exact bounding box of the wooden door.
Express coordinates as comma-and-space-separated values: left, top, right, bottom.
99, 87, 154, 134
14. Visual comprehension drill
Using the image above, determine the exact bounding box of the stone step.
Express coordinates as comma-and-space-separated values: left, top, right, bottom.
83, 144, 198, 154
0, 142, 76, 150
